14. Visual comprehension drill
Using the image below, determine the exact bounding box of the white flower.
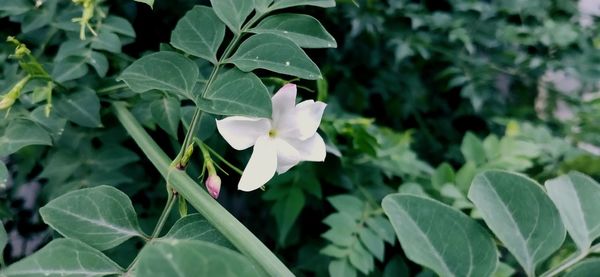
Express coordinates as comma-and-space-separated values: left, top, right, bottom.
216, 84, 327, 192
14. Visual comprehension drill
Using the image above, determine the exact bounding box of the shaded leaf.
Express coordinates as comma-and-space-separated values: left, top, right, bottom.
468, 170, 565, 276
209, 0, 253, 34
40, 186, 145, 251
227, 34, 321, 80
328, 194, 364, 219
329, 259, 357, 277
271, 0, 336, 10
55, 89, 102, 128
197, 68, 272, 117
170, 6, 225, 63
564, 258, 600, 277
150, 96, 180, 137
251, 14, 336, 48
382, 194, 498, 277
0, 119, 52, 156
52, 56, 88, 83
118, 51, 199, 99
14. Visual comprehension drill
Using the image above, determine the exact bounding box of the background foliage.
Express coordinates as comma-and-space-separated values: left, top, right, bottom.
1, 0, 600, 276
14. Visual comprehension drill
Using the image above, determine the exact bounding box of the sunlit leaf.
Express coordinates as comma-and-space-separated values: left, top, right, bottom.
383, 194, 498, 277
468, 170, 565, 276
40, 186, 145, 250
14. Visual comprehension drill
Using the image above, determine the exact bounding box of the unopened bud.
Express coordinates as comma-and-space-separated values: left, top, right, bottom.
0, 75, 30, 110
205, 175, 221, 199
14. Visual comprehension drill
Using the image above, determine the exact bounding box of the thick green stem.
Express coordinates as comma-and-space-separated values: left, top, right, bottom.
113, 102, 293, 276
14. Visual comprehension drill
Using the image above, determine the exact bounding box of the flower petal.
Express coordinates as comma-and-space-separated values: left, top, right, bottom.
238, 136, 277, 191
216, 116, 271, 150
275, 138, 300, 174
295, 100, 327, 139
271, 83, 297, 122
289, 133, 327, 162
271, 84, 299, 137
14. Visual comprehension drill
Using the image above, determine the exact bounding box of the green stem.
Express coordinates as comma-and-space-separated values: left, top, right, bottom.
150, 189, 176, 238
540, 244, 600, 277
113, 102, 292, 276
174, 12, 267, 167
97, 83, 129, 94
195, 138, 243, 175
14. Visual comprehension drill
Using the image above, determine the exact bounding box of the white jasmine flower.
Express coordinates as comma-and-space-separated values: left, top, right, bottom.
216, 84, 327, 191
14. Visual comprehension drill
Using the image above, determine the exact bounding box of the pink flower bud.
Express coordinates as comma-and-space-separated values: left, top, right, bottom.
205, 175, 221, 199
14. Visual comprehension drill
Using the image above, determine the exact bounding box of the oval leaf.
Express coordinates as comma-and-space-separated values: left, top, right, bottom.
270, 0, 335, 10
40, 185, 145, 251
0, 119, 52, 156
468, 170, 566, 276
136, 240, 262, 277
52, 56, 88, 83
163, 214, 232, 248
2, 239, 123, 277
209, 0, 253, 34
170, 5, 225, 63
118, 51, 199, 99
251, 14, 337, 48
55, 88, 102, 128
545, 171, 600, 251
196, 67, 272, 117
382, 194, 498, 277
150, 95, 180, 138
227, 33, 321, 80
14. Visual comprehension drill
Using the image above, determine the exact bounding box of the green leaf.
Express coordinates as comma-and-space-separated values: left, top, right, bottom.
0, 119, 52, 156
163, 214, 231, 248
461, 132, 486, 165
348, 241, 374, 274
0, 223, 6, 263
382, 194, 498, 277
329, 259, 357, 277
134, 0, 153, 8
321, 245, 347, 258
91, 30, 122, 53
39, 186, 145, 251
136, 240, 262, 276
251, 14, 337, 48
365, 216, 395, 244
150, 95, 180, 137
270, 0, 336, 10
227, 33, 321, 80
170, 5, 226, 64
432, 162, 455, 189
181, 107, 216, 140
118, 51, 199, 99
103, 16, 135, 37
88, 51, 109, 77
545, 171, 600, 251
564, 258, 600, 277
0, 161, 7, 190
2, 239, 123, 276
328, 194, 364, 219
197, 68, 272, 117
359, 227, 384, 261
0, 0, 32, 16
271, 187, 305, 244
383, 256, 410, 277
255, 0, 273, 13
468, 170, 566, 276
52, 56, 88, 83
55, 88, 102, 128
209, 0, 253, 34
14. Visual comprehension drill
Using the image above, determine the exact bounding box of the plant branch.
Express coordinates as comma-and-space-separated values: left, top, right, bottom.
113, 102, 292, 276
540, 243, 600, 277
150, 188, 176, 238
